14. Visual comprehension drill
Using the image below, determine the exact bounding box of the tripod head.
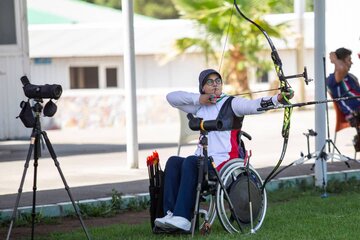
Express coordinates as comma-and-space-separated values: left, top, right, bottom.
303, 129, 317, 137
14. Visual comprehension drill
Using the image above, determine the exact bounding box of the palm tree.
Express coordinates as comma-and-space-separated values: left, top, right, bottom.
171, 0, 287, 96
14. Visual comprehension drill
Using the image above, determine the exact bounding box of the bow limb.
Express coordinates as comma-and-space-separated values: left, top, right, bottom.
233, 0, 290, 91
261, 106, 292, 190
233, 0, 293, 190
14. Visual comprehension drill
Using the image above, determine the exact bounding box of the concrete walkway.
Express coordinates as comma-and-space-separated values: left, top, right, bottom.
1, 108, 360, 210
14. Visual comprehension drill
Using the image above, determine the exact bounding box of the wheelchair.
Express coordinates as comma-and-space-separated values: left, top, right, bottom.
190, 123, 267, 235
194, 157, 267, 235
150, 115, 267, 236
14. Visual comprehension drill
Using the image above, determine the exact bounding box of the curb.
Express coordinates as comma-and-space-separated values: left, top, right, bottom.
265, 169, 360, 191
1, 170, 360, 222
0, 193, 150, 222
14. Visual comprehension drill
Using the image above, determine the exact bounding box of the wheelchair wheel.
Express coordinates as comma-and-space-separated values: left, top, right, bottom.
215, 158, 267, 233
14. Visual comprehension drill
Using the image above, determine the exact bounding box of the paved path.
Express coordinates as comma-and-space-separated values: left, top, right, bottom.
1, 108, 359, 210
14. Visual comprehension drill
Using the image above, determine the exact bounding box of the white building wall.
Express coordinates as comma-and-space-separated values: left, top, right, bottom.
0, 0, 31, 140
136, 53, 206, 89
30, 53, 208, 91
30, 49, 314, 96
0, 57, 31, 139
30, 58, 69, 87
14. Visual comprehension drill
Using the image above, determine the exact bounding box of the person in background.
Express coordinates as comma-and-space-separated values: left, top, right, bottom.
327, 47, 360, 123
327, 47, 360, 151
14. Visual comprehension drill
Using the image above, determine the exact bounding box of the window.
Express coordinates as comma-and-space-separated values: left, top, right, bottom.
106, 68, 117, 87
70, 67, 99, 89
0, 0, 17, 45
256, 69, 269, 83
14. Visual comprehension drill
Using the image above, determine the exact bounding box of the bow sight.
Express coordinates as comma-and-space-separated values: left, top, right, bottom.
284, 67, 312, 85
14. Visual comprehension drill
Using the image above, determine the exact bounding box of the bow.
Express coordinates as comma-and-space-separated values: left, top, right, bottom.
233, 0, 310, 190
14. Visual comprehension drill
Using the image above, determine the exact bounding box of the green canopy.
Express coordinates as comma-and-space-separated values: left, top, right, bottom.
27, 8, 76, 24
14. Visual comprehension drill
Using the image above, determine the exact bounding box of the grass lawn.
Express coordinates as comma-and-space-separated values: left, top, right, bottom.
10, 179, 360, 240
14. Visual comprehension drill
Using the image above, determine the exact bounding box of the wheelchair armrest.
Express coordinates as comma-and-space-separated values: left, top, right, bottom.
239, 130, 252, 141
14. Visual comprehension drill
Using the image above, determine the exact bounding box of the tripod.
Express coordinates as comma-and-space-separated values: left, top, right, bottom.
270, 128, 352, 180
6, 100, 91, 240
317, 56, 354, 196
191, 128, 243, 237
314, 137, 352, 197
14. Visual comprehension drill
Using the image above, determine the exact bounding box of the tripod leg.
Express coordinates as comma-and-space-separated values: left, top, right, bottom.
6, 135, 36, 240
31, 133, 41, 239
191, 157, 206, 237
245, 152, 255, 234
330, 140, 351, 167
208, 158, 243, 233
41, 131, 92, 240
320, 156, 328, 198
315, 143, 328, 198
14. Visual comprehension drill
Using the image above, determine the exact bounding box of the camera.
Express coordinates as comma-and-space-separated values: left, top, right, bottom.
21, 76, 62, 100
17, 76, 62, 128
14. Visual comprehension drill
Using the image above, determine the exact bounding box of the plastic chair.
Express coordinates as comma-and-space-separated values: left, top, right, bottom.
333, 102, 350, 135
177, 110, 199, 155
332, 102, 357, 160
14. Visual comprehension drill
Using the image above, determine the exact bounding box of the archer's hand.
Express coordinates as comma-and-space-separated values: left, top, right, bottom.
329, 51, 350, 76
199, 94, 218, 105
329, 52, 337, 64
277, 89, 294, 104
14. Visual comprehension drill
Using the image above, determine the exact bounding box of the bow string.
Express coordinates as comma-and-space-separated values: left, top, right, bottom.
233, 0, 309, 190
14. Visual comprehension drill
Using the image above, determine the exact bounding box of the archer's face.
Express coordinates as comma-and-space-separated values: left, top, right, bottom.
343, 55, 353, 70
202, 73, 223, 96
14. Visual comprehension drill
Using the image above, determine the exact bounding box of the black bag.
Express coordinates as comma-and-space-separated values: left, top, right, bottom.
17, 100, 35, 128
149, 169, 164, 231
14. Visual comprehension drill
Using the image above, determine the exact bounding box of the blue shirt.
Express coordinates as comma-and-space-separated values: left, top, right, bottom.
327, 73, 360, 117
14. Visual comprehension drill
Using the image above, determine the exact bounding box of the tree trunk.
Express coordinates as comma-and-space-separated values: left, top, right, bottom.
223, 46, 252, 98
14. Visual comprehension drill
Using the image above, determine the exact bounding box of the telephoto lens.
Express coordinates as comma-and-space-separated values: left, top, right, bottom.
20, 76, 62, 99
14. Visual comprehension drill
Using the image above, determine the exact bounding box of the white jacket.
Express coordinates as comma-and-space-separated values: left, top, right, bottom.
166, 91, 280, 166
